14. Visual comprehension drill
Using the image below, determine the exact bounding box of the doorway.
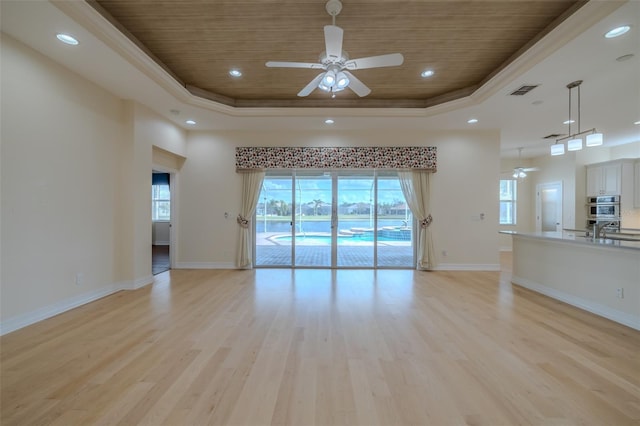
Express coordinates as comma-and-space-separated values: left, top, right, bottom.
152, 171, 171, 274
536, 181, 563, 233
255, 170, 414, 268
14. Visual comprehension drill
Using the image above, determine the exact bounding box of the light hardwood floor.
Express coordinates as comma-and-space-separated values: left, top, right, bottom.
2, 254, 639, 425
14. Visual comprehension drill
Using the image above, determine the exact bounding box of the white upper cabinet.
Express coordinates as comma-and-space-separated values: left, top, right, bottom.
586, 162, 622, 196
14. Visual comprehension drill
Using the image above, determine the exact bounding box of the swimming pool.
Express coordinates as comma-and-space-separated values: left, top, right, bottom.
270, 228, 411, 245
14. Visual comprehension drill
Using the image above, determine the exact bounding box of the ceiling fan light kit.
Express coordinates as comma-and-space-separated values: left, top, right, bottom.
512, 168, 527, 179
550, 80, 604, 156
511, 147, 540, 179
265, 0, 404, 98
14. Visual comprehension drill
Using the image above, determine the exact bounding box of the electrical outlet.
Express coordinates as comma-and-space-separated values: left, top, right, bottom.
75, 272, 84, 286
616, 288, 624, 299
441, 250, 448, 257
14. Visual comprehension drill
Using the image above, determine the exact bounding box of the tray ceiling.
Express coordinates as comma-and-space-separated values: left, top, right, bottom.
91, 0, 585, 108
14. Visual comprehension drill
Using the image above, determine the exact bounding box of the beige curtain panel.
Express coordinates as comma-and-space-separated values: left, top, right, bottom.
236, 170, 265, 269
398, 170, 435, 270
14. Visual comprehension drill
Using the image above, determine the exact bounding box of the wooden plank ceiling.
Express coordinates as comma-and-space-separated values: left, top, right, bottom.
92, 0, 584, 108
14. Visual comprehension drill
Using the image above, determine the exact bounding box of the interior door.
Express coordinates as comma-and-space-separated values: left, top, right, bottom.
536, 181, 563, 233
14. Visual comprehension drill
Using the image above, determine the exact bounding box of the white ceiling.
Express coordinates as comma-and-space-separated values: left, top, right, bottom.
1, 0, 639, 159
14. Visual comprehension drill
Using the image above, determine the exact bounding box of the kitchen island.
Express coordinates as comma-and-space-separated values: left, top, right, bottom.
501, 231, 640, 330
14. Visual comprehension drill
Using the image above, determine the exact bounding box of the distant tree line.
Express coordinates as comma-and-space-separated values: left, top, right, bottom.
257, 199, 408, 216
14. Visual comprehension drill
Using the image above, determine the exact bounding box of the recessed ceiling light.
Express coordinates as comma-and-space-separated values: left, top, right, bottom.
605, 25, 631, 38
185, 120, 196, 125
467, 118, 478, 124
634, 120, 640, 125
229, 69, 242, 77
325, 119, 334, 124
56, 33, 79, 45
421, 69, 434, 78
563, 119, 575, 124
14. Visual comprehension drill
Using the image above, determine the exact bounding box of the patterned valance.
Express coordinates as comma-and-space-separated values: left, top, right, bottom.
236, 146, 437, 171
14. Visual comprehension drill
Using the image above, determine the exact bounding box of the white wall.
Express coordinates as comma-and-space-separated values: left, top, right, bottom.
0, 36, 186, 333
178, 129, 501, 269
1, 35, 127, 324
152, 222, 171, 245
610, 142, 640, 159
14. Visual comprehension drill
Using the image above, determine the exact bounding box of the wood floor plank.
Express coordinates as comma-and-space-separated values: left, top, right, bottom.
2, 254, 639, 425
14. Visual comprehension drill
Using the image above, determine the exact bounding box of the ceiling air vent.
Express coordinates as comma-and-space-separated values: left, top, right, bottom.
543, 133, 564, 139
510, 84, 539, 96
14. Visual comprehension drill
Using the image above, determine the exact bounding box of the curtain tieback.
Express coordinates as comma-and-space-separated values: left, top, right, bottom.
420, 214, 433, 229
237, 215, 250, 228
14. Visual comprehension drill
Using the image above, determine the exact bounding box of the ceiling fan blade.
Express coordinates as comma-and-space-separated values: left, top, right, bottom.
324, 25, 344, 61
343, 71, 371, 97
297, 73, 325, 97
266, 61, 324, 69
345, 53, 404, 70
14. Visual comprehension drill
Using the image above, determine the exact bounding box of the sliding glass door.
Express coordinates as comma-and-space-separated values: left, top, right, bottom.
375, 172, 413, 266
255, 170, 414, 268
336, 172, 375, 267
255, 174, 293, 266
294, 172, 333, 267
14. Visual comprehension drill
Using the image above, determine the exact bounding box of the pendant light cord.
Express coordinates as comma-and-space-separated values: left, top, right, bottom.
577, 84, 581, 134
568, 86, 572, 135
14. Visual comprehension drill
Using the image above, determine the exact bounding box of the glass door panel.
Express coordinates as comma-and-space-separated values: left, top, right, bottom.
294, 172, 333, 267
255, 175, 293, 266
376, 173, 414, 267
336, 172, 375, 267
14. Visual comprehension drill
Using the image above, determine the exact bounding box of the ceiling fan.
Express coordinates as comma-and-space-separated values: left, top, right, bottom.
511, 148, 539, 179
265, 0, 404, 97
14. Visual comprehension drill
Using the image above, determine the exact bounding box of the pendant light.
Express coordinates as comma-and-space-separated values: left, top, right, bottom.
551, 80, 604, 155
586, 132, 604, 147
551, 143, 565, 156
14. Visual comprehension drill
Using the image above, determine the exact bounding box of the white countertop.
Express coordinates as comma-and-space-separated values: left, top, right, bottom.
500, 230, 640, 251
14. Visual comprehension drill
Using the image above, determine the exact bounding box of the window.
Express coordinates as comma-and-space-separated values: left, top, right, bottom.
152, 174, 170, 221
499, 179, 517, 225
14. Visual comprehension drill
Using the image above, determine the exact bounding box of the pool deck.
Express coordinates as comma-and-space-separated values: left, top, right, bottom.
256, 232, 414, 267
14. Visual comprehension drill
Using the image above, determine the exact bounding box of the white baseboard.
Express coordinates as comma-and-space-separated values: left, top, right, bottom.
0, 274, 157, 336
432, 263, 501, 271
0, 284, 119, 336
120, 275, 154, 290
175, 262, 236, 269
512, 275, 640, 331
